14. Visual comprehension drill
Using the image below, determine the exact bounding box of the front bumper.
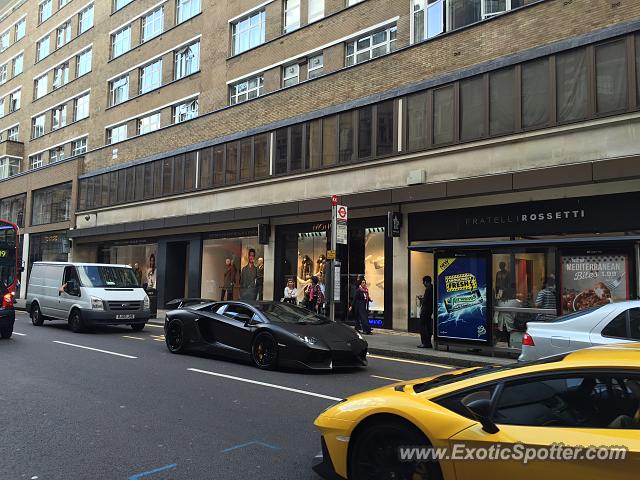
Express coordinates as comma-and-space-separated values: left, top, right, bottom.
81, 308, 150, 326
312, 436, 346, 480
293, 339, 368, 370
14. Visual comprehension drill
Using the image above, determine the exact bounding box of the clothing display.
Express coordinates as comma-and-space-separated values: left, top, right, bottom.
301, 255, 313, 279
240, 263, 258, 300
222, 263, 237, 300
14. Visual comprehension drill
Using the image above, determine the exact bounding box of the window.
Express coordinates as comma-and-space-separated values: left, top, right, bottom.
308, 54, 323, 79
406, 91, 428, 151
283, 64, 299, 87
177, 0, 201, 24
412, 0, 444, 43
56, 22, 71, 48
376, 100, 395, 156
0, 98, 4, 117
112, 26, 131, 58
15, 18, 26, 41
32, 114, 46, 138
0, 194, 25, 226
490, 68, 515, 136
39, 0, 53, 23
0, 64, 6, 84
339, 111, 354, 163
52, 62, 69, 89
31, 183, 72, 225
49, 146, 65, 163
9, 90, 20, 112
346, 25, 397, 66
433, 85, 454, 144
460, 76, 485, 141
108, 124, 128, 144
37, 37, 50, 61
59, 0, 69, 6
76, 48, 92, 77
308, 0, 324, 22
358, 106, 372, 159
78, 5, 94, 34
30, 154, 44, 170
109, 75, 129, 106
630, 309, 640, 340
274, 129, 287, 174
8, 126, 19, 141
138, 112, 161, 134
254, 133, 270, 178
12, 54, 23, 76
0, 32, 8, 52
142, 7, 164, 42
481, 0, 514, 19
0, 157, 20, 179
72, 137, 87, 156
556, 48, 588, 123
35, 75, 48, 99
230, 75, 264, 105
595, 40, 627, 114
74, 93, 90, 120
140, 60, 162, 93
51, 105, 67, 130
522, 58, 549, 128
174, 42, 200, 79
173, 98, 198, 123
284, 0, 300, 33
114, 0, 133, 11
232, 10, 266, 55
290, 125, 303, 171
602, 312, 628, 339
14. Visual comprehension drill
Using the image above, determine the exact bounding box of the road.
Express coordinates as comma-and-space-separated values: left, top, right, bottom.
0, 312, 454, 480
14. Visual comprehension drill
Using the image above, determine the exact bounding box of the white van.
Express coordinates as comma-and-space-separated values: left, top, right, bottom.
26, 262, 150, 332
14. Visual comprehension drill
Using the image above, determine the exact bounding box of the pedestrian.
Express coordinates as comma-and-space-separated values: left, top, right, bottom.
418, 275, 433, 348
535, 275, 557, 321
351, 278, 372, 334
283, 278, 297, 304
305, 276, 323, 313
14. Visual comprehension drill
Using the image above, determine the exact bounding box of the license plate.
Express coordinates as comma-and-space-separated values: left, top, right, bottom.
116, 314, 135, 320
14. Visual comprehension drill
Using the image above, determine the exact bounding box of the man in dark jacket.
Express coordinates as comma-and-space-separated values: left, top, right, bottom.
418, 276, 434, 348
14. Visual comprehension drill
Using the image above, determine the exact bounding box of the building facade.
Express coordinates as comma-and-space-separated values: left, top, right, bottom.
1, 0, 640, 348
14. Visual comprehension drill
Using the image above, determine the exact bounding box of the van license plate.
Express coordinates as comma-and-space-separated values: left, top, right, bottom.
116, 314, 135, 320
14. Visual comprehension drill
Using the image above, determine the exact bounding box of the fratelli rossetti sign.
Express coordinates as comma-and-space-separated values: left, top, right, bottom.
409, 192, 638, 241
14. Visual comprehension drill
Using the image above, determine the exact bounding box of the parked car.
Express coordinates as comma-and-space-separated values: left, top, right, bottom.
27, 262, 151, 333
313, 343, 640, 480
164, 300, 368, 370
519, 300, 640, 362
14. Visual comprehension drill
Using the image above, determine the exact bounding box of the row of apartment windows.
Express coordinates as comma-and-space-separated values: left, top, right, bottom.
36, 4, 93, 62
110, 0, 200, 59
0, 51, 23, 85
0, 16, 25, 52
33, 47, 92, 101
78, 33, 640, 212
31, 92, 89, 139
107, 97, 198, 144
28, 137, 87, 169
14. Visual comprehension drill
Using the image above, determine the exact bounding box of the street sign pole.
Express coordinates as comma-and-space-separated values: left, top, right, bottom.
330, 199, 337, 321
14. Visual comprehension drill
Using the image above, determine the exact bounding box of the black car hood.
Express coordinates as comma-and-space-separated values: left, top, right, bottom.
275, 321, 360, 343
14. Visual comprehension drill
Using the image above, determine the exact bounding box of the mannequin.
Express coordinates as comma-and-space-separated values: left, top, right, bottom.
316, 254, 326, 276
300, 255, 313, 280
240, 248, 258, 300
222, 258, 236, 301
256, 257, 264, 300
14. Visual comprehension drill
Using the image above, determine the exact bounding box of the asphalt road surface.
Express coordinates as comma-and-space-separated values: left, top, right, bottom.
0, 312, 455, 480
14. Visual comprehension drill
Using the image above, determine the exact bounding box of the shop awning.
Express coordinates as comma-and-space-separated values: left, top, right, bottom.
408, 235, 640, 252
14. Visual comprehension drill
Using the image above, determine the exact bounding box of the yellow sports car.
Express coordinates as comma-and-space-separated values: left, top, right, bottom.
313, 343, 640, 480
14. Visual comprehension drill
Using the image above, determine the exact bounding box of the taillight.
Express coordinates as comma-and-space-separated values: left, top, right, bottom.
1, 293, 12, 309
522, 333, 535, 347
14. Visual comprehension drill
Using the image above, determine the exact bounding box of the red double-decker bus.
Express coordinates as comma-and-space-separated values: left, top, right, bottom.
0, 219, 19, 339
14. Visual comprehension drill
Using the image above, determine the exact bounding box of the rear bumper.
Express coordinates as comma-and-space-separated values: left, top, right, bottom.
0, 308, 15, 329
312, 437, 346, 480
81, 309, 150, 326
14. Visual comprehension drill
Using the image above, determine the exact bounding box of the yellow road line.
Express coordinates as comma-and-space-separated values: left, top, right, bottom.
122, 335, 145, 341
370, 375, 405, 382
367, 354, 455, 370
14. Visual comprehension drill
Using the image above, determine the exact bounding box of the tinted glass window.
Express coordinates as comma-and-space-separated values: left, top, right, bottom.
595, 40, 627, 114
199, 147, 213, 189
257, 302, 330, 324
556, 49, 588, 122
636, 34, 640, 107
239, 138, 253, 180
376, 100, 394, 156
222, 304, 255, 321
322, 116, 337, 166
306, 120, 322, 169
406, 92, 428, 151
275, 128, 288, 174
226, 142, 238, 183
290, 125, 303, 171
184, 152, 196, 191
490, 68, 515, 136
460, 76, 485, 141
433, 86, 454, 144
339, 112, 354, 163
628, 309, 640, 340
358, 106, 373, 159
602, 312, 628, 338
213, 145, 225, 186
522, 58, 549, 128
173, 154, 185, 193
254, 134, 270, 178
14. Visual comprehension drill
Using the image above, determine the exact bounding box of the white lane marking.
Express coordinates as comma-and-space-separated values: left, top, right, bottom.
12, 332, 26, 336
53, 341, 138, 359
146, 324, 164, 328
122, 335, 145, 341
371, 375, 404, 382
367, 354, 455, 370
188, 368, 342, 402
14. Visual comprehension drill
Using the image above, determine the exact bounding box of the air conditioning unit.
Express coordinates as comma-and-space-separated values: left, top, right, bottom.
406, 169, 426, 185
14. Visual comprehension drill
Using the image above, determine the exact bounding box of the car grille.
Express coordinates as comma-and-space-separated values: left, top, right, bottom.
108, 301, 142, 311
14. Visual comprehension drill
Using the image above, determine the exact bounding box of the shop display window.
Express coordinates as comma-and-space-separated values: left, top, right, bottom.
295, 231, 328, 303
410, 250, 434, 318
201, 238, 264, 301
104, 243, 158, 288
363, 228, 385, 312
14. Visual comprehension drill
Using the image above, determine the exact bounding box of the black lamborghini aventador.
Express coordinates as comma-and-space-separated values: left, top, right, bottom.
163, 300, 368, 370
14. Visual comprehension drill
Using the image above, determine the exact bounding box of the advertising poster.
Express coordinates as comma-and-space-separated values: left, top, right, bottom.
436, 255, 490, 343
560, 254, 629, 314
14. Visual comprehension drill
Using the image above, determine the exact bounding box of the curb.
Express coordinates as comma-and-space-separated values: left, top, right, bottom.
367, 347, 514, 368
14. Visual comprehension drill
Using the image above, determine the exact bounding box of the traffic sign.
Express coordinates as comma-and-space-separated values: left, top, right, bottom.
331, 195, 339, 206
337, 205, 348, 220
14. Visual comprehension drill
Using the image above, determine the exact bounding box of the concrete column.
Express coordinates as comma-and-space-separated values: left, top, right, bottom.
263, 224, 275, 301
392, 213, 408, 331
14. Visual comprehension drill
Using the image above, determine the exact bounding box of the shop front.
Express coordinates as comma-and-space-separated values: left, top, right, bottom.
409, 192, 640, 352
275, 217, 393, 329
29, 231, 70, 271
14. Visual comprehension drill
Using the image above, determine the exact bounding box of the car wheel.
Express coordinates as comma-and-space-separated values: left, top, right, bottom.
0, 325, 12, 339
130, 323, 145, 332
251, 332, 278, 370
349, 419, 443, 480
165, 320, 185, 354
31, 304, 44, 326
68, 310, 85, 333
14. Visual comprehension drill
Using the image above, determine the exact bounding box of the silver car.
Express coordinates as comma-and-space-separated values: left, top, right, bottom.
519, 300, 640, 362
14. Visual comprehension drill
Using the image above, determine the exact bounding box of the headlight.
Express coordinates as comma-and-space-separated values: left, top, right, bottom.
294, 333, 319, 345
143, 295, 150, 309
90, 296, 104, 310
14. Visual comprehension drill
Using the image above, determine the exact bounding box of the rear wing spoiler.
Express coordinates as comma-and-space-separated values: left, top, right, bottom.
165, 298, 215, 309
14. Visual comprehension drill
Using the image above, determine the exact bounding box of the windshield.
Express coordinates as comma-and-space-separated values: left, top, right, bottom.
256, 303, 331, 324
413, 353, 570, 393
77, 265, 140, 288
0, 223, 17, 290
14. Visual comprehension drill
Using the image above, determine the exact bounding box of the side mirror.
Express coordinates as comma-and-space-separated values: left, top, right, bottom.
462, 395, 500, 434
